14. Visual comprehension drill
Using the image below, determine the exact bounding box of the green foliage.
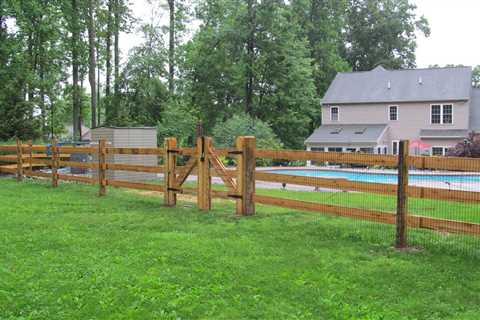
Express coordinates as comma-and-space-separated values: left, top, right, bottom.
183, 0, 319, 148
212, 113, 282, 149
473, 65, 480, 88
1, 179, 480, 319
0, 0, 431, 147
157, 100, 197, 146
212, 113, 282, 166
343, 0, 430, 71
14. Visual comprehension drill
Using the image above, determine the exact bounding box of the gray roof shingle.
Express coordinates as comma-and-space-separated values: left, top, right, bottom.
321, 66, 472, 105
305, 124, 388, 144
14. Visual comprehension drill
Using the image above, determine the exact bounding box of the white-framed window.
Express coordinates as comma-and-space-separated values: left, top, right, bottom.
346, 147, 357, 153
392, 140, 399, 155
431, 146, 450, 156
389, 105, 398, 121
431, 104, 453, 124
330, 106, 339, 122
328, 147, 343, 152
311, 147, 324, 152
376, 145, 387, 154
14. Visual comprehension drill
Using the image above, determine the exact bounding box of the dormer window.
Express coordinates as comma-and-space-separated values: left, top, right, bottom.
354, 128, 366, 134
330, 107, 339, 122
431, 104, 453, 124
389, 106, 398, 121
330, 128, 342, 134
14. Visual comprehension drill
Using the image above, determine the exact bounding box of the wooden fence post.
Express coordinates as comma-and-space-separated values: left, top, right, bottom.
98, 139, 107, 196
51, 139, 58, 188
197, 136, 211, 211
16, 138, 23, 182
164, 137, 177, 206
236, 136, 256, 216
396, 140, 409, 249
28, 140, 33, 175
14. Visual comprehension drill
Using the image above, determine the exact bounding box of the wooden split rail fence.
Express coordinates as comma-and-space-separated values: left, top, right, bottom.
1, 138, 480, 248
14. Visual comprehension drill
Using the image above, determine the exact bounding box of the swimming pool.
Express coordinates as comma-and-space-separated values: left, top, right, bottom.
267, 169, 480, 185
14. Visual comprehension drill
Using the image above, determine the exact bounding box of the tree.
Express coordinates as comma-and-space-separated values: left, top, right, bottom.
290, 0, 351, 96
184, 0, 318, 148
343, 0, 430, 71
157, 101, 197, 146
473, 65, 480, 88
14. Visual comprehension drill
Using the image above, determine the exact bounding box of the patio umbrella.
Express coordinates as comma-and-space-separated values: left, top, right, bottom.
409, 140, 431, 155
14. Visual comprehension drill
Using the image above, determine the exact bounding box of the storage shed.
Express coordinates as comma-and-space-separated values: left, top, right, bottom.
91, 127, 158, 181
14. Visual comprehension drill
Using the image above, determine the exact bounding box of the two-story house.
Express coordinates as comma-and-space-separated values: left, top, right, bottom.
305, 66, 480, 156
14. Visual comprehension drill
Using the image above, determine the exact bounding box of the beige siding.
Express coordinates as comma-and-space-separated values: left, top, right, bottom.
92, 128, 158, 181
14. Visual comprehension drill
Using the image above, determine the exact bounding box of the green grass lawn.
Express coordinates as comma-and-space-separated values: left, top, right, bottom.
1, 178, 480, 319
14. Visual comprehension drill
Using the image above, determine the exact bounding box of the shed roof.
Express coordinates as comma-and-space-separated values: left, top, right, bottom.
305, 124, 387, 145
321, 66, 472, 105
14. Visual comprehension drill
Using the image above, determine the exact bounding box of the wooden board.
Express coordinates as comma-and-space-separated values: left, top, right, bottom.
256, 149, 398, 167
0, 163, 45, 169
255, 195, 396, 224
20, 145, 48, 152
255, 171, 480, 203
208, 146, 237, 192
106, 147, 165, 155
58, 174, 95, 184
58, 146, 96, 154
27, 171, 52, 178
58, 161, 96, 169
175, 157, 197, 187
106, 163, 163, 173
0, 167, 16, 173
0, 146, 17, 151
409, 155, 480, 172
254, 195, 480, 236
107, 179, 165, 192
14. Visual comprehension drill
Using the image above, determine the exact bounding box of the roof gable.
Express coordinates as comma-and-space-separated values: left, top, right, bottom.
322, 66, 472, 105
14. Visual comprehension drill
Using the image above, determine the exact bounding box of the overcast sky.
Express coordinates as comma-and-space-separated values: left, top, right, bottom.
124, 0, 480, 68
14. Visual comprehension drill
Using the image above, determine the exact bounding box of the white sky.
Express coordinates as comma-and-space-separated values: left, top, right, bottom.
123, 0, 480, 68
414, 0, 479, 67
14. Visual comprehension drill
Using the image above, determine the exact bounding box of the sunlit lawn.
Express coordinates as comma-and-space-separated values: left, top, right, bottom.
1, 178, 480, 319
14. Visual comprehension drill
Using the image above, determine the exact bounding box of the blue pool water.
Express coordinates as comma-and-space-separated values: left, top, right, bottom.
268, 169, 480, 185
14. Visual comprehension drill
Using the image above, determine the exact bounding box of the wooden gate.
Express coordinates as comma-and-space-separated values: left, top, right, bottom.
163, 136, 256, 216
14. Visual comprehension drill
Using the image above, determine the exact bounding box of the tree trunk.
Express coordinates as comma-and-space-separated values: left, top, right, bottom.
71, 0, 81, 141
114, 0, 120, 96
97, 44, 101, 126
168, 0, 175, 93
245, 0, 256, 115
88, 0, 97, 128
39, 35, 46, 140
105, 0, 113, 123
113, 0, 120, 123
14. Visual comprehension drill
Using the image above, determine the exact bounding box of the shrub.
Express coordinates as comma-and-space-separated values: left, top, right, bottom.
157, 101, 197, 147
447, 131, 480, 157
212, 113, 283, 166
